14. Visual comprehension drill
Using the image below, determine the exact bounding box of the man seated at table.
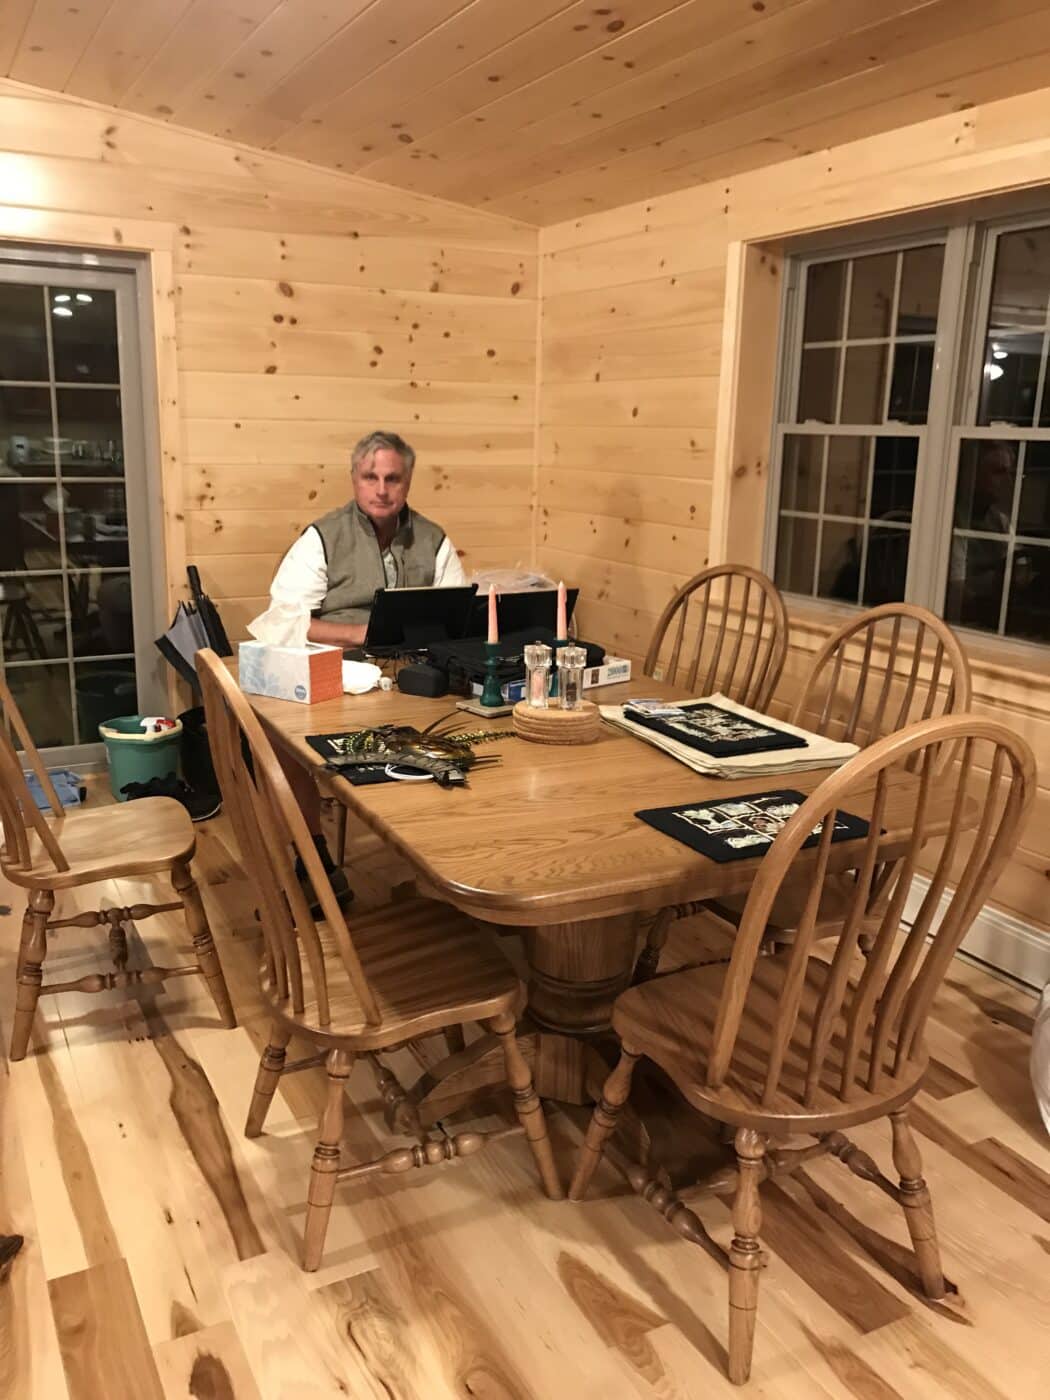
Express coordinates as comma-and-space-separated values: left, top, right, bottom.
261, 428, 467, 648
255, 429, 467, 908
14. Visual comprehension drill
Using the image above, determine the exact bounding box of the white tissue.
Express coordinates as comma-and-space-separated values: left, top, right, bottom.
343, 660, 382, 694
247, 601, 311, 648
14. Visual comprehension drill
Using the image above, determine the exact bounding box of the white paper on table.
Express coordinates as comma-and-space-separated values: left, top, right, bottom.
342, 660, 382, 694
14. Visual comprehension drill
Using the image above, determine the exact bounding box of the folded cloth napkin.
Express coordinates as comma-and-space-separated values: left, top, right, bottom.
599, 692, 859, 778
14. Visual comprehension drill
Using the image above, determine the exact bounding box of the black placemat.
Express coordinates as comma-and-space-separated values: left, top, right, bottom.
306, 733, 422, 786
623, 700, 808, 758
636, 788, 869, 862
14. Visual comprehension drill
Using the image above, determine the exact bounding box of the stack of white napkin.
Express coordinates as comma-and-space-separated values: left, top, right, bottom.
599, 692, 858, 779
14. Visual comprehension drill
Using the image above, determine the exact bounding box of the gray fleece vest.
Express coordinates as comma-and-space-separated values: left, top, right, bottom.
311, 503, 446, 626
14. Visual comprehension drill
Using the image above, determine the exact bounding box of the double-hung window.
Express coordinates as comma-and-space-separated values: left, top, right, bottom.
768, 213, 1050, 648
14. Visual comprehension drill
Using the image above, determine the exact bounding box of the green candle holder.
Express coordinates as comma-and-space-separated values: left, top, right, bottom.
480, 640, 505, 707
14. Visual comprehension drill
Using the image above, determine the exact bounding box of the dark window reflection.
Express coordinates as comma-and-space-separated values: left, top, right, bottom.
946, 532, 1008, 635
1017, 441, 1050, 539
49, 288, 119, 383
888, 342, 933, 423
871, 437, 918, 519
978, 332, 1043, 425
55, 388, 124, 476
779, 435, 823, 512
864, 527, 910, 605
0, 284, 48, 380
64, 483, 129, 569
987, 227, 1050, 331
1006, 544, 1050, 641
848, 253, 896, 339
6, 663, 74, 749
803, 261, 845, 341
1, 385, 53, 476
824, 437, 868, 517
0, 574, 68, 660
818, 521, 862, 603
775, 516, 818, 594
954, 439, 1017, 534
896, 245, 944, 334
797, 347, 838, 422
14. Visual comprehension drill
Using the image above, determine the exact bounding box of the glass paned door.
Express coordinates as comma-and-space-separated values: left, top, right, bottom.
0, 259, 160, 758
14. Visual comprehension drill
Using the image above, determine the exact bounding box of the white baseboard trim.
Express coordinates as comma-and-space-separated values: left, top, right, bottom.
903, 875, 1049, 992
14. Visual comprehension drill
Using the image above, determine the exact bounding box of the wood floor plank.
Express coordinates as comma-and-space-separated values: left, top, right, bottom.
909, 1104, 1050, 1225
49, 1259, 165, 1400
154, 1321, 262, 1400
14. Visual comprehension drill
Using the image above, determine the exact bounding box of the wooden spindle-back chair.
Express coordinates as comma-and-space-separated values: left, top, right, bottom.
571, 714, 1035, 1384
792, 603, 971, 765
0, 673, 235, 1060
644, 565, 788, 709
195, 650, 562, 1269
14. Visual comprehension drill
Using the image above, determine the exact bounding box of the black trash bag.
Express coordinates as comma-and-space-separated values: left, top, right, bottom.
178, 705, 221, 805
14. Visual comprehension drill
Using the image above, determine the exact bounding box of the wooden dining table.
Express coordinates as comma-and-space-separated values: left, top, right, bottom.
241, 668, 946, 1126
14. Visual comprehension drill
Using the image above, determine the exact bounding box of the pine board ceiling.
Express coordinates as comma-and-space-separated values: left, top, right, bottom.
5, 0, 1050, 224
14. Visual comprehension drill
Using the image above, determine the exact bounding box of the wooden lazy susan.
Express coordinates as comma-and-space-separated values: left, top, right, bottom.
512, 699, 601, 744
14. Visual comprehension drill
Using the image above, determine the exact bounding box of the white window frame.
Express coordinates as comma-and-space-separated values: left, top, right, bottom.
764, 210, 1050, 656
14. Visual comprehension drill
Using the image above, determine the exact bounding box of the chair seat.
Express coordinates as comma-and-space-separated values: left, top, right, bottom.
706, 871, 865, 938
612, 954, 926, 1132
263, 896, 522, 1051
2, 797, 196, 889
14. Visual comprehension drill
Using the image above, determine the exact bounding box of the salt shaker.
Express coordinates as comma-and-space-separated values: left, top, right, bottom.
556, 645, 587, 711
523, 643, 552, 708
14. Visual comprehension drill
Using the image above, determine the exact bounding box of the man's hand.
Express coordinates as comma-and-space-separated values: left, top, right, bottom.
307, 618, 368, 648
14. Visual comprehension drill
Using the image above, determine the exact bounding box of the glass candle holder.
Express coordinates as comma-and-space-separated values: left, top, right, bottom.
523, 643, 552, 708
556, 645, 587, 711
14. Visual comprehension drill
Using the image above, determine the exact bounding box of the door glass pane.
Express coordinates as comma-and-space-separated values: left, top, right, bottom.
0, 575, 68, 660
1, 482, 62, 570
64, 483, 129, 568
848, 253, 896, 339
1017, 440, 1050, 539
0, 284, 48, 380
978, 330, 1043, 425
897, 246, 944, 334
1005, 544, 1050, 641
6, 663, 74, 748
803, 261, 846, 341
779, 434, 823, 512
824, 436, 869, 517
55, 388, 124, 475
775, 516, 818, 594
987, 227, 1050, 331
74, 659, 138, 742
797, 347, 838, 422
1, 385, 53, 476
71, 570, 134, 656
50, 287, 120, 383
840, 344, 888, 423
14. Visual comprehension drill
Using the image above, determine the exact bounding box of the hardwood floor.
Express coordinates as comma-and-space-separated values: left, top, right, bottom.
1, 783, 1047, 1399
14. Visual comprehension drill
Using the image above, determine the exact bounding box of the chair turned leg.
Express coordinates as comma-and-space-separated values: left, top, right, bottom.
728, 1127, 766, 1386
10, 890, 54, 1062
488, 1010, 563, 1200
303, 1048, 353, 1272
245, 1021, 293, 1138
632, 908, 673, 985
891, 1107, 946, 1299
569, 1045, 641, 1201
172, 861, 236, 1029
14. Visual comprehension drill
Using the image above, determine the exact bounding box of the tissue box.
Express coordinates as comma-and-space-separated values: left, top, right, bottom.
238, 641, 343, 705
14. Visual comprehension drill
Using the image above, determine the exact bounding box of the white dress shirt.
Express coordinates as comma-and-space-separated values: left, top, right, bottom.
262, 522, 468, 623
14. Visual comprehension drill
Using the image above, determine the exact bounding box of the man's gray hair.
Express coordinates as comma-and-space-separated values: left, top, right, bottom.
350, 430, 416, 474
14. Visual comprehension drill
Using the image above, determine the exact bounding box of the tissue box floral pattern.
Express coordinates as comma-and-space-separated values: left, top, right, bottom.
238, 641, 343, 705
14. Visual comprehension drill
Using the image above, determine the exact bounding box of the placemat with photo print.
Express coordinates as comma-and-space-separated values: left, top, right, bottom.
635, 788, 870, 862
623, 700, 808, 758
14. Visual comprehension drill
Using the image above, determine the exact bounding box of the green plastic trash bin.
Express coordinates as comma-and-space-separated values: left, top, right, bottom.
99, 716, 183, 800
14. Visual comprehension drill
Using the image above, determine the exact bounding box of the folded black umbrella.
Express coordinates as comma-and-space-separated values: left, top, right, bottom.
156, 599, 210, 688
187, 564, 232, 656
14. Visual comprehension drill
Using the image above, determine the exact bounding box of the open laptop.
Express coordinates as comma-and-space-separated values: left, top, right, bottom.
360, 584, 478, 655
